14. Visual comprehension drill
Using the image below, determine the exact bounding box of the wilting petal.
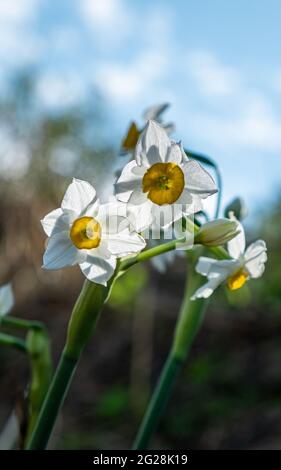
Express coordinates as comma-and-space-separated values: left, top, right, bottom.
43, 231, 86, 270
143, 103, 170, 122
244, 240, 267, 278
79, 255, 116, 286
0, 284, 14, 316
106, 228, 146, 257
183, 160, 217, 198
61, 178, 97, 214
115, 160, 143, 203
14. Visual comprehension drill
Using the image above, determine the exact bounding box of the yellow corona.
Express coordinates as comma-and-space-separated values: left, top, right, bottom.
227, 268, 249, 291
142, 162, 184, 205
70, 216, 101, 250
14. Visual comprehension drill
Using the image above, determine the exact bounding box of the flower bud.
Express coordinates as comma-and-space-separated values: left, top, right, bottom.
224, 197, 248, 221
195, 219, 239, 247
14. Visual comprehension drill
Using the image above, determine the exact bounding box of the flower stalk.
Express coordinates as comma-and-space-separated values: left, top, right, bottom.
26, 278, 114, 450
133, 257, 208, 450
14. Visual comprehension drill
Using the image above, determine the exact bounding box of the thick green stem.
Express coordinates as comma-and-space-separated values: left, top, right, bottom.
0, 332, 27, 353
133, 270, 208, 450
26, 278, 114, 450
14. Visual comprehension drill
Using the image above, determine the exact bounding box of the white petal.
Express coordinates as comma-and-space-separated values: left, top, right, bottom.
115, 160, 143, 203
165, 141, 182, 164
0, 284, 14, 316
96, 201, 129, 234
227, 217, 246, 259
178, 190, 203, 215
135, 120, 170, 166
183, 160, 217, 198
151, 203, 183, 228
106, 229, 146, 256
61, 178, 97, 214
244, 240, 267, 278
195, 256, 240, 278
191, 277, 224, 300
43, 231, 86, 270
128, 187, 148, 205
41, 208, 75, 237
127, 200, 154, 232
84, 198, 100, 218
79, 255, 116, 286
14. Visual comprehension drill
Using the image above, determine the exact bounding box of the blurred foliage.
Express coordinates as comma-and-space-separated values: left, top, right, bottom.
109, 265, 148, 312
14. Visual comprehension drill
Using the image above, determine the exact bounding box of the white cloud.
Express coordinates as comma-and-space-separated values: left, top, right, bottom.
186, 51, 241, 96
0, 0, 38, 25
95, 51, 168, 103
79, 0, 132, 47
188, 92, 281, 152
0, 0, 41, 67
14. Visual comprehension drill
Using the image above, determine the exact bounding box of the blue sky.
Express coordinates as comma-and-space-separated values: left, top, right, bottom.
0, 0, 281, 218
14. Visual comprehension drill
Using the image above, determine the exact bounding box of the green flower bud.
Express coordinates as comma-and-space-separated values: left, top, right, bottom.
195, 219, 239, 247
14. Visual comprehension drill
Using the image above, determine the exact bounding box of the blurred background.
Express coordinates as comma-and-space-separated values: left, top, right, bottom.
0, 0, 280, 450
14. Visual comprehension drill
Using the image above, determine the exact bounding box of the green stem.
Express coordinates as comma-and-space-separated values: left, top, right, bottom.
26, 349, 77, 450
0, 332, 27, 353
1, 316, 46, 332
120, 222, 229, 272
133, 269, 208, 450
26, 278, 114, 450
26, 329, 53, 442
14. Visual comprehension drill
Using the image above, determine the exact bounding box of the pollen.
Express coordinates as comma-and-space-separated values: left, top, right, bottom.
142, 162, 184, 205
70, 216, 101, 250
227, 269, 249, 291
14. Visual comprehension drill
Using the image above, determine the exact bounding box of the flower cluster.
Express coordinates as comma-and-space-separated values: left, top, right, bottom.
41, 110, 267, 298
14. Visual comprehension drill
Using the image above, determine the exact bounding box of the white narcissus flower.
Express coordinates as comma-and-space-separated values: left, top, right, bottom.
191, 216, 267, 300
41, 179, 146, 286
0, 283, 14, 317
116, 120, 217, 232
121, 103, 174, 153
